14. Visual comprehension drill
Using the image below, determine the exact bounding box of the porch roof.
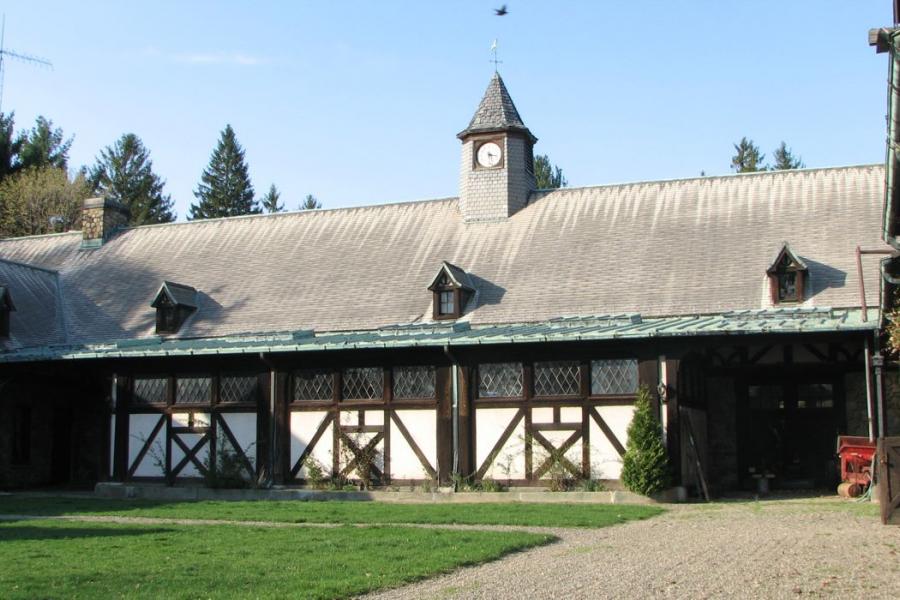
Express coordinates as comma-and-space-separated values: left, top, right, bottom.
0, 307, 875, 363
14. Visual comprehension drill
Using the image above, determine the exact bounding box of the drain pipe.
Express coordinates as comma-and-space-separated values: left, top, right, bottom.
442, 344, 460, 476
864, 337, 876, 442
259, 352, 277, 487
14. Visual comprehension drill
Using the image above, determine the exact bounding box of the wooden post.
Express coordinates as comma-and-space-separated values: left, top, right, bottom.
523, 363, 534, 482
112, 374, 130, 481
580, 360, 591, 479
457, 365, 474, 479
663, 358, 682, 486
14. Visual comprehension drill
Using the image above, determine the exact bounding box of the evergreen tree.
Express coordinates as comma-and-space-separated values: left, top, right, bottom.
0, 112, 21, 181
189, 124, 259, 219
89, 133, 176, 225
299, 194, 321, 210
16, 116, 73, 171
620, 385, 670, 496
534, 154, 567, 188
771, 141, 804, 171
261, 184, 283, 213
730, 137, 766, 173
0, 166, 91, 238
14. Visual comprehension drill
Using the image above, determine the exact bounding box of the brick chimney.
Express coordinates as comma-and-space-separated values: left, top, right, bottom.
81, 197, 130, 249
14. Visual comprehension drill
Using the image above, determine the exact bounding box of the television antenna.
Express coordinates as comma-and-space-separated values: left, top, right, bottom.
0, 15, 53, 113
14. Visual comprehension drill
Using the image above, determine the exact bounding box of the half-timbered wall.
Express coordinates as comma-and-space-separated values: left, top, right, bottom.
121, 372, 262, 484
471, 358, 640, 485
287, 364, 444, 485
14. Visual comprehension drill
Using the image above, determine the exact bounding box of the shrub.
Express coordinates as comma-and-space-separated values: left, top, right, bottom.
204, 435, 255, 489
620, 385, 670, 496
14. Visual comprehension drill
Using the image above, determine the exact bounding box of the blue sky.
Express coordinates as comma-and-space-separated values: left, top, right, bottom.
3, 1, 892, 218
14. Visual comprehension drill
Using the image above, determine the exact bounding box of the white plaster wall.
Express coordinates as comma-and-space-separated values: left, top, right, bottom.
290, 411, 333, 477
220, 413, 257, 465
590, 405, 635, 480
390, 409, 437, 480
127, 414, 165, 477
476, 408, 526, 480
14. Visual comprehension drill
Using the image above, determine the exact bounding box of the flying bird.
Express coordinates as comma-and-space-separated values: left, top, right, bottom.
494, 5, 508, 16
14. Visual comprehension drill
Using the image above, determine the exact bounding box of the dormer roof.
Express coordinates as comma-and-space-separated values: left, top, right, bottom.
766, 242, 808, 274
151, 281, 198, 309
457, 73, 536, 142
428, 262, 475, 292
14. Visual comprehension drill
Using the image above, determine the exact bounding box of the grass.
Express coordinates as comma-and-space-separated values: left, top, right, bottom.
0, 519, 551, 599
0, 495, 664, 528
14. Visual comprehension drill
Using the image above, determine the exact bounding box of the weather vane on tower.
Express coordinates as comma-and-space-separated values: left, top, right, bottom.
490, 39, 502, 72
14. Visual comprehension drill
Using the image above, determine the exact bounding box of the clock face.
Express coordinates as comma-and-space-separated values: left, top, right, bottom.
476, 141, 502, 168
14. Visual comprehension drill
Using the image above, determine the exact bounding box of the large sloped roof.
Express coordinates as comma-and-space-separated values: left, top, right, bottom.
0, 164, 888, 354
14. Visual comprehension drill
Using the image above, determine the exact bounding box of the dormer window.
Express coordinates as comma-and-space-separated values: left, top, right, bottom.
0, 285, 15, 338
150, 281, 197, 334
428, 262, 475, 320
767, 243, 808, 304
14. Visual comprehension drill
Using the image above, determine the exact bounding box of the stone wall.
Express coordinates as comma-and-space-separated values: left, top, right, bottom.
844, 371, 869, 437
882, 370, 900, 436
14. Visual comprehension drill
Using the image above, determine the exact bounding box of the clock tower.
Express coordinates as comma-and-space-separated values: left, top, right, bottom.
458, 73, 537, 222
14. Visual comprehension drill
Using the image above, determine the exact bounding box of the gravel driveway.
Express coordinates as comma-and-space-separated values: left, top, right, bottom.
364, 498, 899, 599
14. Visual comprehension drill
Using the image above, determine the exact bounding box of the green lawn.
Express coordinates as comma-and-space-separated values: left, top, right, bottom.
0, 495, 663, 528
0, 519, 551, 599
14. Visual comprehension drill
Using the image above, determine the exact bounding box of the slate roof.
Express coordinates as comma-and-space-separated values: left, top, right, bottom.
458, 72, 534, 139
0, 258, 66, 350
0, 164, 889, 357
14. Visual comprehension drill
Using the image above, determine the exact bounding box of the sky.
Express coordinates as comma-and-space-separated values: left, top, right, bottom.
2, 1, 894, 219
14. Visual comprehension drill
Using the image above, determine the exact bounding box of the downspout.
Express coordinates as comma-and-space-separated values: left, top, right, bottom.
259, 352, 276, 487
442, 344, 459, 476
864, 337, 876, 441
883, 29, 900, 245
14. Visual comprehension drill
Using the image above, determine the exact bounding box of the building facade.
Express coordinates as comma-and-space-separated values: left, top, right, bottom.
0, 74, 897, 493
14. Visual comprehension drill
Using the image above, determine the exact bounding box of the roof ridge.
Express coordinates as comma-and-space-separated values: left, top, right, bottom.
530, 163, 883, 197
112, 196, 460, 233
0, 256, 60, 275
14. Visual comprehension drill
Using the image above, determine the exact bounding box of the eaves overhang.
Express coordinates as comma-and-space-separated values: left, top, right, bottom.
0, 308, 877, 364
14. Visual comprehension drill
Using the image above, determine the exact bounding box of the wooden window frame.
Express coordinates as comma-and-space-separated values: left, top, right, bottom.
433, 287, 462, 320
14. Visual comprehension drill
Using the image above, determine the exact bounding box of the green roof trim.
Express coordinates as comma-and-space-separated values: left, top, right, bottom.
0, 307, 876, 364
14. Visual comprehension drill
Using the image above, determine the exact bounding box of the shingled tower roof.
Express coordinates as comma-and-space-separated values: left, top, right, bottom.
458, 73, 536, 141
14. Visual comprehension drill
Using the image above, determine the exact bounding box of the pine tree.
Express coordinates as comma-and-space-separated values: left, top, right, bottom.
620, 385, 670, 496
89, 133, 176, 225
16, 116, 73, 171
730, 137, 766, 173
261, 184, 283, 213
534, 154, 567, 188
0, 112, 21, 181
299, 194, 321, 210
771, 141, 804, 171
189, 124, 259, 219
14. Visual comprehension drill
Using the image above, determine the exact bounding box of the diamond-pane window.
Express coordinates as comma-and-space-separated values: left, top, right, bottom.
176, 376, 212, 404
590, 359, 638, 395
220, 375, 258, 404
393, 366, 436, 399
478, 363, 523, 398
534, 361, 580, 396
133, 377, 167, 404
293, 370, 333, 402
342, 368, 383, 401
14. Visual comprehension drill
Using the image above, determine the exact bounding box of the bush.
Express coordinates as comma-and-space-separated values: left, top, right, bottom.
620, 385, 670, 496
204, 436, 255, 489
